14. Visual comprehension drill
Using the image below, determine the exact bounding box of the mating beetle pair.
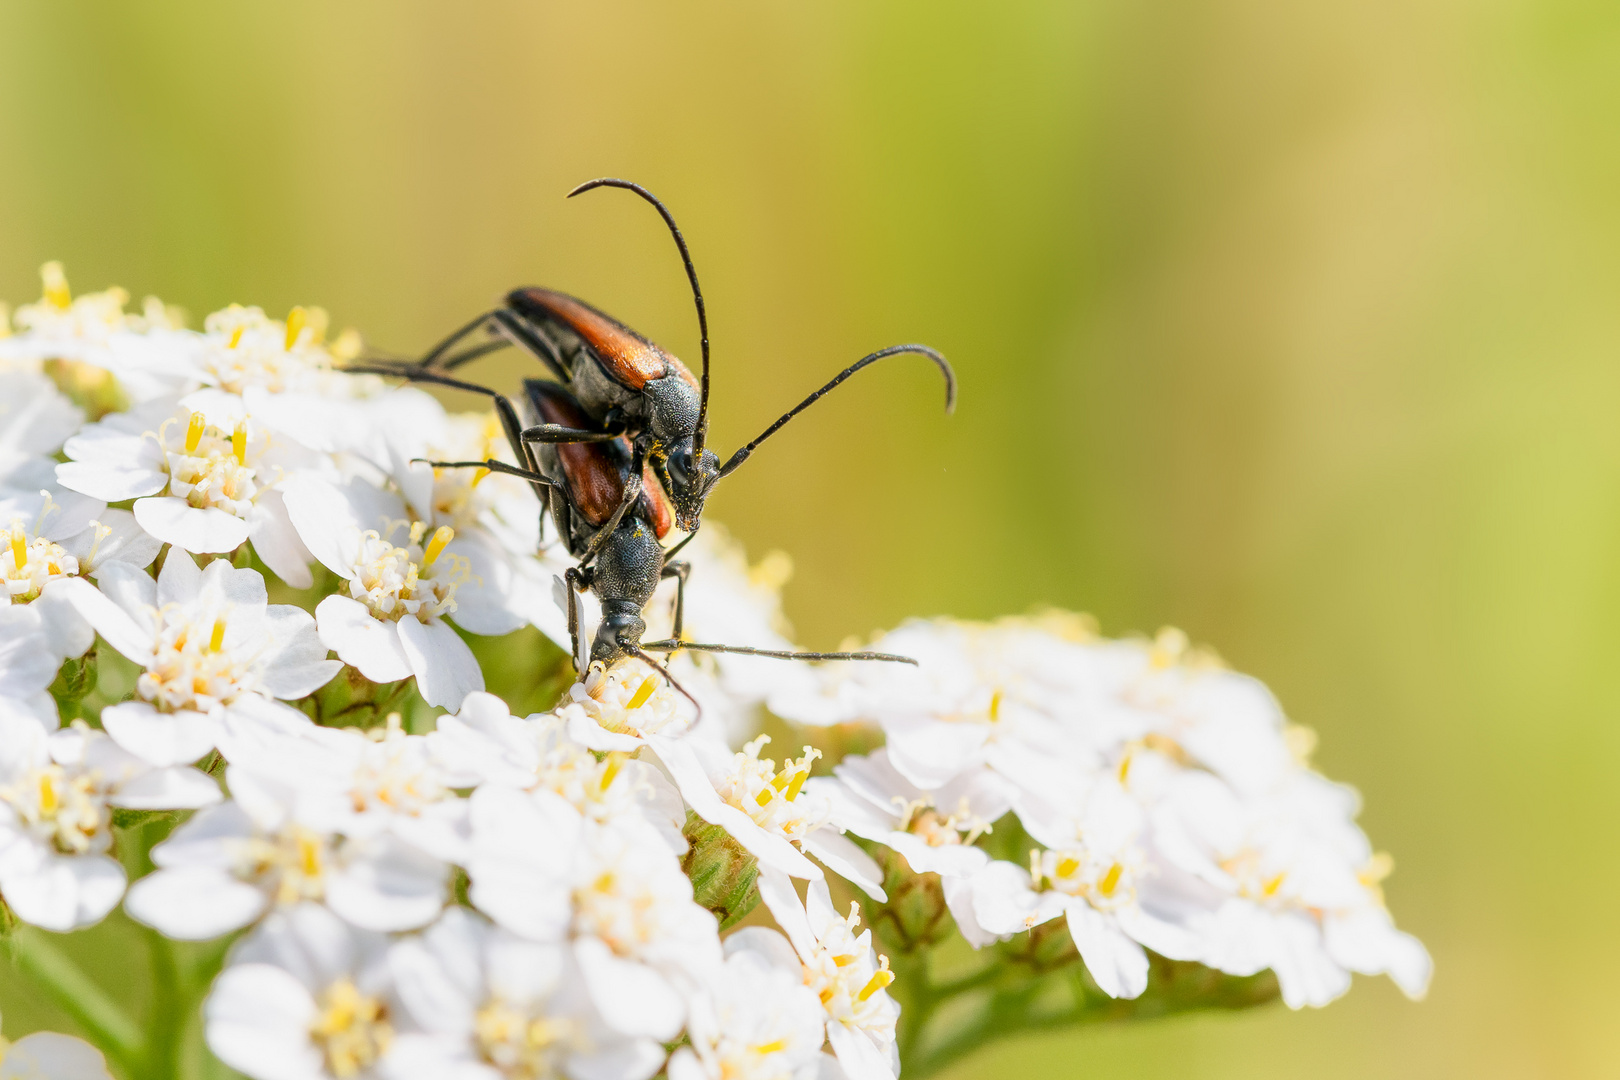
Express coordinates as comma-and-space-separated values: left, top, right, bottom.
353, 179, 954, 701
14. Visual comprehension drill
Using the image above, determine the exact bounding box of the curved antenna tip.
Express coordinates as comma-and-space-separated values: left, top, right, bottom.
566, 177, 628, 199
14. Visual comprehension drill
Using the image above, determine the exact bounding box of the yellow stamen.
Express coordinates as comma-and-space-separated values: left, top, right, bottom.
988, 689, 1003, 722
1098, 862, 1123, 897
754, 1038, 788, 1055
9, 530, 25, 569
1054, 855, 1080, 879
232, 420, 247, 465
299, 835, 323, 878
41, 261, 70, 309
209, 618, 227, 652
184, 410, 206, 453
754, 786, 776, 808
626, 675, 658, 711
228, 324, 245, 349
857, 958, 894, 1001
470, 466, 490, 488
38, 774, 57, 816
600, 751, 627, 790
783, 766, 810, 802
284, 306, 307, 350
1262, 873, 1286, 898
421, 526, 454, 568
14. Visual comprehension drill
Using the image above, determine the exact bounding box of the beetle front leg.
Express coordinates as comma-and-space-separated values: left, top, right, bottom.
564, 565, 593, 674
661, 560, 691, 641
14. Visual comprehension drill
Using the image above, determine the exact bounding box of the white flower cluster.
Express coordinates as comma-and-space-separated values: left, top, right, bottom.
780, 618, 1433, 1008
0, 265, 1428, 1080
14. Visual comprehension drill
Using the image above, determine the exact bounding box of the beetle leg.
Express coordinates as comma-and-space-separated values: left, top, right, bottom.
433, 338, 513, 371
490, 308, 571, 381
347, 364, 551, 505
411, 458, 556, 487
660, 560, 691, 642
564, 564, 593, 673
520, 423, 623, 445
661, 525, 699, 562
414, 310, 506, 369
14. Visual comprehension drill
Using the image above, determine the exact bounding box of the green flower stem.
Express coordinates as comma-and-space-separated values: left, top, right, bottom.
10, 926, 144, 1074
143, 929, 183, 1080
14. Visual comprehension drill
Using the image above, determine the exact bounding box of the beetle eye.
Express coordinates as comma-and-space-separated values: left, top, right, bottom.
666, 446, 692, 486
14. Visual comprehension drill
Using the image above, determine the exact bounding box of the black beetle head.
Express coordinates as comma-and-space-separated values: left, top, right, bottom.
661, 438, 721, 533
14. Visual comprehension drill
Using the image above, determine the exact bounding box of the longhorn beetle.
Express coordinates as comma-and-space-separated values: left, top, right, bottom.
350, 179, 955, 697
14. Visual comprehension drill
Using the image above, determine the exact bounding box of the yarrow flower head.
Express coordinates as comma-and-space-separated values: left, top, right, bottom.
286, 474, 494, 710
65, 552, 338, 766
755, 875, 900, 1080
0, 713, 219, 932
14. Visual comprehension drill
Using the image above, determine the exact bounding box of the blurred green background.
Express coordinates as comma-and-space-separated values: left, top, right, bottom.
3, 0, 1617, 1076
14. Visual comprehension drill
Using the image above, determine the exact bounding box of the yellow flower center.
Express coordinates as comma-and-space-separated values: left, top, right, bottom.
347, 525, 464, 623
233, 825, 333, 906
310, 978, 392, 1078
0, 764, 110, 855
0, 517, 78, 604
136, 605, 257, 712
474, 999, 572, 1079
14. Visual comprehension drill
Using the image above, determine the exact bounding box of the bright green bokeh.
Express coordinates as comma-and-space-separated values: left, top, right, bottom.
3, 1, 1616, 1076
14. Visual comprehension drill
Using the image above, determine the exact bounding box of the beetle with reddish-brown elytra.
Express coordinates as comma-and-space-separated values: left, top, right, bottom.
347, 179, 953, 693
372, 178, 955, 540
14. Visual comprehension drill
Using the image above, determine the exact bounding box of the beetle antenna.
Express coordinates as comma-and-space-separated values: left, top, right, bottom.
641, 639, 918, 666
632, 648, 704, 717
567, 178, 712, 456
717, 344, 955, 479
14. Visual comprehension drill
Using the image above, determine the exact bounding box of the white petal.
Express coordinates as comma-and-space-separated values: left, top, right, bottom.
70, 507, 162, 572
1065, 903, 1148, 1000
0, 372, 83, 455
825, 1022, 895, 1080
33, 581, 96, 660
439, 535, 525, 636
315, 595, 411, 683
0, 1032, 114, 1080
134, 497, 250, 554
399, 617, 483, 710
756, 868, 817, 960
101, 700, 220, 767
248, 489, 314, 589
1270, 910, 1351, 1009
258, 604, 339, 700
67, 562, 156, 661
573, 936, 684, 1040
0, 608, 59, 695
802, 829, 887, 901
156, 546, 204, 606
882, 717, 990, 790
125, 866, 267, 939
54, 458, 167, 502
970, 861, 1060, 936
324, 837, 449, 933
110, 765, 223, 810
205, 964, 323, 1080
0, 851, 126, 932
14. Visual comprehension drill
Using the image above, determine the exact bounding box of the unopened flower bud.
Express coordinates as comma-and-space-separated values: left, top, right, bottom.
681, 811, 760, 930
